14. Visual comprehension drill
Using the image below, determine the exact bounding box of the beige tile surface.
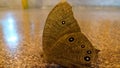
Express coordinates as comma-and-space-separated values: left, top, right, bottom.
0, 8, 120, 68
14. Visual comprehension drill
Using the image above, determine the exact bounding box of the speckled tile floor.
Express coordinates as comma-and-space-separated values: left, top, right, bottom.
0, 8, 120, 68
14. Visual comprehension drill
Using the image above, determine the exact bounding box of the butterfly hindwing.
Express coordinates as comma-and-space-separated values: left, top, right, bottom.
46, 32, 98, 67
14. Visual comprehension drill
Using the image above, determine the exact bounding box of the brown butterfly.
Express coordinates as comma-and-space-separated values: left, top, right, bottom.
43, 1, 100, 68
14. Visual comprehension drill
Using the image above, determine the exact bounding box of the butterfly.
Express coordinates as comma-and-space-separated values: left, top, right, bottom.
43, 1, 100, 68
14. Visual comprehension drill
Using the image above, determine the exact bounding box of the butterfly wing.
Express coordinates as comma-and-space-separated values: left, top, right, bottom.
45, 32, 99, 67
43, 2, 81, 53
42, 1, 99, 68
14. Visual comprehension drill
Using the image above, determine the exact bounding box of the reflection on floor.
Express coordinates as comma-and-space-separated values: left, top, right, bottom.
0, 8, 120, 68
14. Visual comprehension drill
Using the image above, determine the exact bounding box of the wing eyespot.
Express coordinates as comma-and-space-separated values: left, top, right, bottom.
84, 56, 91, 61
87, 50, 92, 54
81, 44, 85, 48
62, 21, 65, 25
68, 37, 74, 42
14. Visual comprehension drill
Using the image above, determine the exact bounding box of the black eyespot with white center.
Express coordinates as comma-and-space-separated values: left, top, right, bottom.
87, 50, 92, 54
62, 21, 65, 24
81, 45, 85, 48
69, 37, 74, 42
84, 56, 90, 61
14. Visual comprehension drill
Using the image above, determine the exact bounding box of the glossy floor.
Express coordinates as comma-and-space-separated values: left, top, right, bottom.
0, 8, 120, 68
